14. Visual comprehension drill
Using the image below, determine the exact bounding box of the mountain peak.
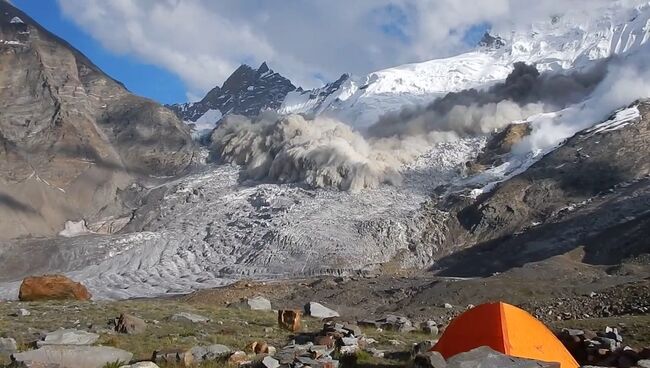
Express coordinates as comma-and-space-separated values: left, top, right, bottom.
258, 61, 270, 74
168, 62, 297, 129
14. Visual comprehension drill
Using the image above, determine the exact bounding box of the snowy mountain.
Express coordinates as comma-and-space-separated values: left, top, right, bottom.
168, 62, 296, 136
281, 1, 650, 128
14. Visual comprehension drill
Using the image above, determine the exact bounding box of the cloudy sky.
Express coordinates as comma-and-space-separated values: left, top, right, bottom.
12, 0, 625, 104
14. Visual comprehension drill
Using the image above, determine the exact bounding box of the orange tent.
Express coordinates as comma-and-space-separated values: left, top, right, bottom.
432, 302, 579, 368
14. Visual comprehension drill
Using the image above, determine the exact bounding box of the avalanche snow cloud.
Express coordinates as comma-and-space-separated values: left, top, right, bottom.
210, 58, 643, 191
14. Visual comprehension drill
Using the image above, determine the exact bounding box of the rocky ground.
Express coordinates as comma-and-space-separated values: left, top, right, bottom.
1, 258, 649, 367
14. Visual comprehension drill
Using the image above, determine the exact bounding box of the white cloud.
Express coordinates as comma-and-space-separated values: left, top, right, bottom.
56, 0, 640, 101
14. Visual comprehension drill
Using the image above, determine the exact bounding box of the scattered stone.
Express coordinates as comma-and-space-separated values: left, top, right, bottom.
12, 345, 133, 368
37, 329, 99, 346
228, 351, 249, 365
247, 296, 272, 310
262, 356, 280, 368
152, 348, 194, 367
362, 315, 414, 333
342, 323, 362, 337
0, 337, 17, 355
18, 275, 92, 302
120, 363, 160, 368
388, 340, 404, 346
305, 302, 339, 319
443, 303, 453, 309
422, 321, 439, 335
414, 351, 447, 368
314, 335, 335, 348
446, 346, 559, 367
13, 308, 31, 317
170, 312, 210, 323
230, 296, 273, 311
115, 313, 147, 335
190, 344, 231, 362
412, 341, 436, 357
278, 310, 302, 332
246, 341, 271, 355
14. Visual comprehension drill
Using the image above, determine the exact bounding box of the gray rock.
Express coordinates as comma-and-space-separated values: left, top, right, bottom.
414, 351, 447, 368
422, 321, 439, 335
383, 315, 415, 333
262, 356, 280, 368
304, 302, 339, 319
443, 303, 453, 309
637, 360, 650, 368
412, 341, 436, 357
170, 312, 210, 323
12, 345, 133, 368
446, 347, 560, 368
190, 344, 231, 362
37, 329, 99, 346
14, 308, 31, 317
342, 323, 362, 337
246, 296, 272, 311
120, 363, 160, 368
0, 337, 17, 355
115, 314, 147, 335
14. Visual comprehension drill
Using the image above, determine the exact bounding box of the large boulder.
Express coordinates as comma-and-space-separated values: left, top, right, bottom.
304, 302, 339, 319
0, 337, 17, 355
11, 345, 133, 368
115, 314, 147, 335
37, 329, 99, 347
446, 346, 560, 368
18, 275, 91, 301
190, 344, 231, 363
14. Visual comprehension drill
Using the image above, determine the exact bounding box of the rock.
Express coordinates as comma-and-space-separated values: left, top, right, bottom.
37, 329, 99, 346
152, 348, 193, 367
0, 337, 17, 355
342, 323, 362, 337
13, 308, 31, 317
12, 345, 133, 368
383, 315, 415, 333
412, 341, 436, 357
278, 310, 302, 332
414, 351, 447, 368
246, 341, 271, 354
262, 356, 280, 368
446, 346, 560, 368
388, 340, 404, 346
314, 335, 336, 349
18, 275, 92, 301
305, 302, 340, 319
170, 312, 210, 323
443, 303, 453, 309
115, 314, 146, 334
228, 351, 249, 364
190, 344, 231, 362
120, 363, 160, 368
422, 321, 439, 335
638, 360, 650, 368
247, 296, 272, 310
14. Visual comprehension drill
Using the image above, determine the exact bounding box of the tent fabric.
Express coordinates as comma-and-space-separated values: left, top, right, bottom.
432, 302, 579, 368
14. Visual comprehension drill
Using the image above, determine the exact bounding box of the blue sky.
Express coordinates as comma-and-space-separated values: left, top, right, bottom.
12, 0, 489, 105
13, 0, 188, 104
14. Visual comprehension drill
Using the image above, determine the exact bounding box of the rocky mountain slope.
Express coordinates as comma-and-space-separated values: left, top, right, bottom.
0, 0, 196, 240
168, 63, 296, 136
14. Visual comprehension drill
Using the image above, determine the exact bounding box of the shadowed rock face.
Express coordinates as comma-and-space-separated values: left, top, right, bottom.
0, 1, 196, 239
432, 101, 650, 276
168, 62, 296, 123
